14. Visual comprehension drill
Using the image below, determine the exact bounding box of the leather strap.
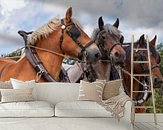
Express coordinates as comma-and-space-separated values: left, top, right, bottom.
18, 30, 58, 82
25, 45, 57, 82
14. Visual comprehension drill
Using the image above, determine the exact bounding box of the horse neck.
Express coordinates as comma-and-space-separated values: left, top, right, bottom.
35, 33, 64, 80
123, 44, 142, 98
91, 61, 111, 81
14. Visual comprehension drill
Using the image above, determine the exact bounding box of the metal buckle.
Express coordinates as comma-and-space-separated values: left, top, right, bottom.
61, 25, 66, 30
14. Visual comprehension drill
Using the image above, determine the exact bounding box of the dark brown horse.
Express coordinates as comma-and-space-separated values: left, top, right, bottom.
0, 7, 101, 82
122, 34, 163, 112
66, 17, 125, 82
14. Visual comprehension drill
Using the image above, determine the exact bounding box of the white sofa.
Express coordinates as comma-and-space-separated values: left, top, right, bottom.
0, 82, 132, 130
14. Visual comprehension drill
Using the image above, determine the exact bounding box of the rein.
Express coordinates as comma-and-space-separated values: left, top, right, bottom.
27, 45, 67, 58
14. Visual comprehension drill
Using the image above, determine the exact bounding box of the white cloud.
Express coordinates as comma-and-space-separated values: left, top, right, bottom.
121, 23, 162, 43
0, 0, 162, 54
83, 24, 94, 37
0, 0, 25, 15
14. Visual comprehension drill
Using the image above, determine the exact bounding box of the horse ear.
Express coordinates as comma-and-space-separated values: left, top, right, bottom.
113, 18, 119, 28
150, 35, 157, 46
98, 16, 104, 31
139, 34, 145, 47
65, 7, 72, 23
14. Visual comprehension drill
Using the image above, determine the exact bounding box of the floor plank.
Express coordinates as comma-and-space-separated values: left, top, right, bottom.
143, 122, 161, 130
133, 124, 141, 130
135, 122, 150, 130
134, 122, 163, 130
158, 123, 163, 127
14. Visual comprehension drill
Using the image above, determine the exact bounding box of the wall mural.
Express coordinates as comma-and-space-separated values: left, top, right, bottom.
0, 0, 162, 114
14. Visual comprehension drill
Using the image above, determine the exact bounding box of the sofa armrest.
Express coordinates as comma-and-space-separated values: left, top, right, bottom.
119, 100, 132, 128
123, 101, 132, 121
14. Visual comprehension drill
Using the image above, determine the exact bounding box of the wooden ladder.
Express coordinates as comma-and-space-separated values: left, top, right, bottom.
130, 35, 157, 125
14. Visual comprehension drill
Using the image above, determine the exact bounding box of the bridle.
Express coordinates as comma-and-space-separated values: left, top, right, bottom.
135, 50, 160, 73
80, 29, 123, 82
59, 19, 94, 57
96, 30, 122, 60
121, 43, 161, 105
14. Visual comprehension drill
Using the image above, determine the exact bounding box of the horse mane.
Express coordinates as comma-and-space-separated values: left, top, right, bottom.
27, 18, 82, 45
91, 24, 122, 41
104, 24, 121, 38
91, 28, 100, 41
27, 18, 61, 45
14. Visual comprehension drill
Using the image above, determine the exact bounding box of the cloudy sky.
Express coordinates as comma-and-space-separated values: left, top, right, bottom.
0, 0, 163, 55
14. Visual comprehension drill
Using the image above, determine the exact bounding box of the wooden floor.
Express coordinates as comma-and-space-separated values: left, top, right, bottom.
133, 114, 163, 130
134, 122, 163, 130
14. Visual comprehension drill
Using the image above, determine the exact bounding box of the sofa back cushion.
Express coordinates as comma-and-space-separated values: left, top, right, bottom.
35, 82, 79, 105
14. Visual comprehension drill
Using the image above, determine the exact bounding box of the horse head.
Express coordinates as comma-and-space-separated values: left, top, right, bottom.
134, 34, 163, 87
149, 36, 163, 86
28, 7, 101, 63
93, 17, 125, 65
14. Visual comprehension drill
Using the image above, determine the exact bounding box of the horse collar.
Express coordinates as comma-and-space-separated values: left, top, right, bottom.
25, 45, 57, 82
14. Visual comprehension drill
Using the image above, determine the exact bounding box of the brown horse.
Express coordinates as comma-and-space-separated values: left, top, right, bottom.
122, 34, 163, 112
0, 7, 101, 82
66, 17, 125, 82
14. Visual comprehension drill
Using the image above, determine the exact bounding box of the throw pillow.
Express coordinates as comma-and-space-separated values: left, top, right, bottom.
78, 80, 106, 102
10, 78, 37, 99
10, 78, 35, 89
103, 79, 122, 100
0, 81, 13, 101
1, 88, 34, 103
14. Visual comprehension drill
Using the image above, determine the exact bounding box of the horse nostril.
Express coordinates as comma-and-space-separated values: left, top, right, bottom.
95, 53, 100, 59
154, 78, 157, 83
154, 78, 161, 84
115, 52, 119, 57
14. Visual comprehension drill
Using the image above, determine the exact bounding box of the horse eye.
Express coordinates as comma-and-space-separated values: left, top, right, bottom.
102, 36, 105, 39
120, 36, 124, 44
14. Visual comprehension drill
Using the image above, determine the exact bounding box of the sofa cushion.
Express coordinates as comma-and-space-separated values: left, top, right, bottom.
10, 78, 37, 99
1, 88, 34, 103
0, 81, 13, 101
55, 101, 112, 117
78, 80, 106, 102
103, 79, 122, 100
0, 101, 54, 117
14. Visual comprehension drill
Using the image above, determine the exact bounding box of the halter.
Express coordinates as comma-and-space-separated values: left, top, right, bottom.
59, 19, 94, 57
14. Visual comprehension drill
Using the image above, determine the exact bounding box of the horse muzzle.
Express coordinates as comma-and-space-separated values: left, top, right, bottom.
78, 45, 101, 62
111, 52, 126, 66
153, 77, 163, 87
